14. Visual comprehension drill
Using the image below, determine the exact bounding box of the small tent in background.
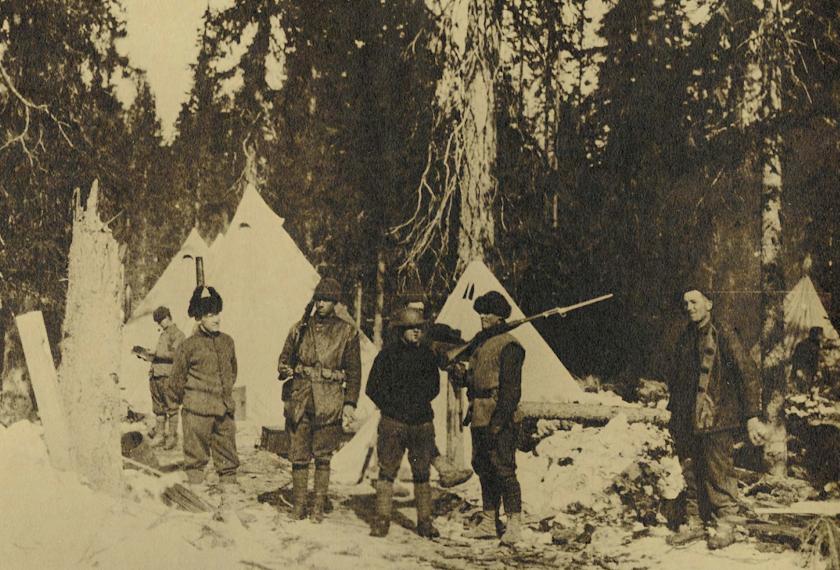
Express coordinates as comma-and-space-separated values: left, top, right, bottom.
781, 275, 840, 365
120, 227, 210, 412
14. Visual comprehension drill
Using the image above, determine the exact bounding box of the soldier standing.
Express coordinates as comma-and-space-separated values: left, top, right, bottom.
134, 306, 185, 450
366, 306, 441, 539
453, 291, 526, 545
170, 286, 240, 487
278, 277, 362, 523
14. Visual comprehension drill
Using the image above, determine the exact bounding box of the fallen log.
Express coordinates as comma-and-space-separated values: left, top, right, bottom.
123, 456, 212, 512
518, 401, 670, 427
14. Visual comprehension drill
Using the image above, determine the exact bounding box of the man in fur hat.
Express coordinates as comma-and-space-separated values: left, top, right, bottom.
667, 288, 765, 549
366, 306, 441, 539
134, 306, 186, 450
170, 286, 240, 487
451, 290, 526, 545
278, 277, 362, 523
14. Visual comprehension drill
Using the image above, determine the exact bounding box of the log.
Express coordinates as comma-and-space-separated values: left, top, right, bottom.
15, 311, 74, 470
518, 401, 670, 426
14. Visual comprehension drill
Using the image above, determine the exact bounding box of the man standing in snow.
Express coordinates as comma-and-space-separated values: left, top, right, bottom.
452, 291, 525, 545
278, 277, 361, 523
366, 306, 441, 539
134, 306, 185, 450
667, 288, 764, 549
790, 326, 824, 391
170, 286, 240, 488
397, 284, 473, 489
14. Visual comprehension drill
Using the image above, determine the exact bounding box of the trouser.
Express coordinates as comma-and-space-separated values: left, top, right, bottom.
676, 430, 739, 523
376, 415, 435, 483
287, 396, 342, 467
182, 409, 239, 484
150, 376, 178, 416
471, 425, 521, 514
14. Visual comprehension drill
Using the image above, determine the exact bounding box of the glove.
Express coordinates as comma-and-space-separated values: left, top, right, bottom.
341, 404, 356, 432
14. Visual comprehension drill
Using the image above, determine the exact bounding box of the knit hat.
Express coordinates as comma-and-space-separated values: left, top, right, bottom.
313, 277, 342, 302
188, 286, 223, 318
473, 291, 511, 319
152, 306, 171, 324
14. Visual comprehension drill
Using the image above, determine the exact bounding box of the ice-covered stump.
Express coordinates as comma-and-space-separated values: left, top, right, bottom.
58, 181, 124, 494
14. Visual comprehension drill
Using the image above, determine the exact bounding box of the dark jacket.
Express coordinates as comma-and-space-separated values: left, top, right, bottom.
170, 327, 237, 416
366, 339, 440, 425
278, 313, 361, 426
667, 320, 762, 437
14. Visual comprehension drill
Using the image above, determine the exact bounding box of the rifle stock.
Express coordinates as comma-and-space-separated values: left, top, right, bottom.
443, 293, 613, 365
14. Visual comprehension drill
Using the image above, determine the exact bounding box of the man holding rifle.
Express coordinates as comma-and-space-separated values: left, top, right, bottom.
450, 290, 526, 545
277, 277, 362, 523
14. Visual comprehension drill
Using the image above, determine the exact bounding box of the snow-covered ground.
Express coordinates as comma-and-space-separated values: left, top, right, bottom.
0, 417, 826, 569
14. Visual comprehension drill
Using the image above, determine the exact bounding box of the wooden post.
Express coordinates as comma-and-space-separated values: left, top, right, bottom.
58, 180, 124, 494
15, 311, 74, 471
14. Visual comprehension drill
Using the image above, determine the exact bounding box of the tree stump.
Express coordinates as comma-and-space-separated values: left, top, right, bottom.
58, 180, 124, 494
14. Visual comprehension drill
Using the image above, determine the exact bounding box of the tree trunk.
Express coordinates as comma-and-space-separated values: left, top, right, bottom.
58, 181, 125, 494
354, 280, 363, 330
373, 250, 385, 348
757, 0, 787, 477
456, 0, 499, 272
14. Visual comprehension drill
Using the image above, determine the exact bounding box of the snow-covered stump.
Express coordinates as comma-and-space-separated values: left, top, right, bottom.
58, 181, 124, 494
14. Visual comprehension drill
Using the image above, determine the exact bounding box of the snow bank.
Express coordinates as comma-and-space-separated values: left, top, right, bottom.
518, 414, 683, 520
0, 420, 274, 570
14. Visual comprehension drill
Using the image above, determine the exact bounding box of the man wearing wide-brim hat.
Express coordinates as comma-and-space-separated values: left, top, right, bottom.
366, 306, 441, 539
277, 277, 362, 523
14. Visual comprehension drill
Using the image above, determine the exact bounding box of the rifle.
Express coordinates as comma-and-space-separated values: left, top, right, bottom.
444, 293, 614, 365
279, 299, 316, 381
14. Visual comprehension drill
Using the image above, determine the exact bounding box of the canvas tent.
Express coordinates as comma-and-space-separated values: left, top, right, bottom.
120, 227, 210, 412
198, 183, 379, 428
778, 275, 839, 367
120, 184, 378, 428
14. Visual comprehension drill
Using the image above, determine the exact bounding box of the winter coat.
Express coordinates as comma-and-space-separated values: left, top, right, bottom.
667, 320, 762, 438
278, 314, 361, 427
170, 327, 237, 417
366, 339, 440, 425
465, 333, 524, 430
151, 322, 186, 377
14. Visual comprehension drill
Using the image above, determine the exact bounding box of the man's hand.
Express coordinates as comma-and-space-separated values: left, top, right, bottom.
746, 417, 766, 446
132, 346, 153, 362
342, 404, 356, 432
278, 364, 294, 381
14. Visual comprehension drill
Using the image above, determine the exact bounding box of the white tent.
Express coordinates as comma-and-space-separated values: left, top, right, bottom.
435, 259, 584, 403
120, 227, 210, 412
209, 183, 378, 428
779, 275, 839, 367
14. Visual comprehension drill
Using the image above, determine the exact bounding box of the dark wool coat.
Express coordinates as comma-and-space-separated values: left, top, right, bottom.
667, 321, 762, 438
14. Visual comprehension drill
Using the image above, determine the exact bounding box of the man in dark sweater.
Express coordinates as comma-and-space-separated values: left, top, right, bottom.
366, 306, 441, 539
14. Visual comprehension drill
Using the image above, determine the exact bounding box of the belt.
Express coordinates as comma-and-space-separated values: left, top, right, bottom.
294, 364, 347, 382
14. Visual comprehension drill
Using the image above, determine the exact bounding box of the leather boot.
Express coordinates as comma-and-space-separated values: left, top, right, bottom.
415, 482, 440, 539
164, 413, 179, 450
666, 514, 705, 546
432, 454, 473, 488
370, 479, 393, 537
290, 467, 308, 520
151, 416, 166, 448
707, 519, 736, 550
311, 466, 330, 523
464, 510, 498, 539
500, 512, 523, 546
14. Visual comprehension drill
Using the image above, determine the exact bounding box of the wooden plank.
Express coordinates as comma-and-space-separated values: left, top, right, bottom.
15, 311, 74, 471
518, 401, 670, 426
